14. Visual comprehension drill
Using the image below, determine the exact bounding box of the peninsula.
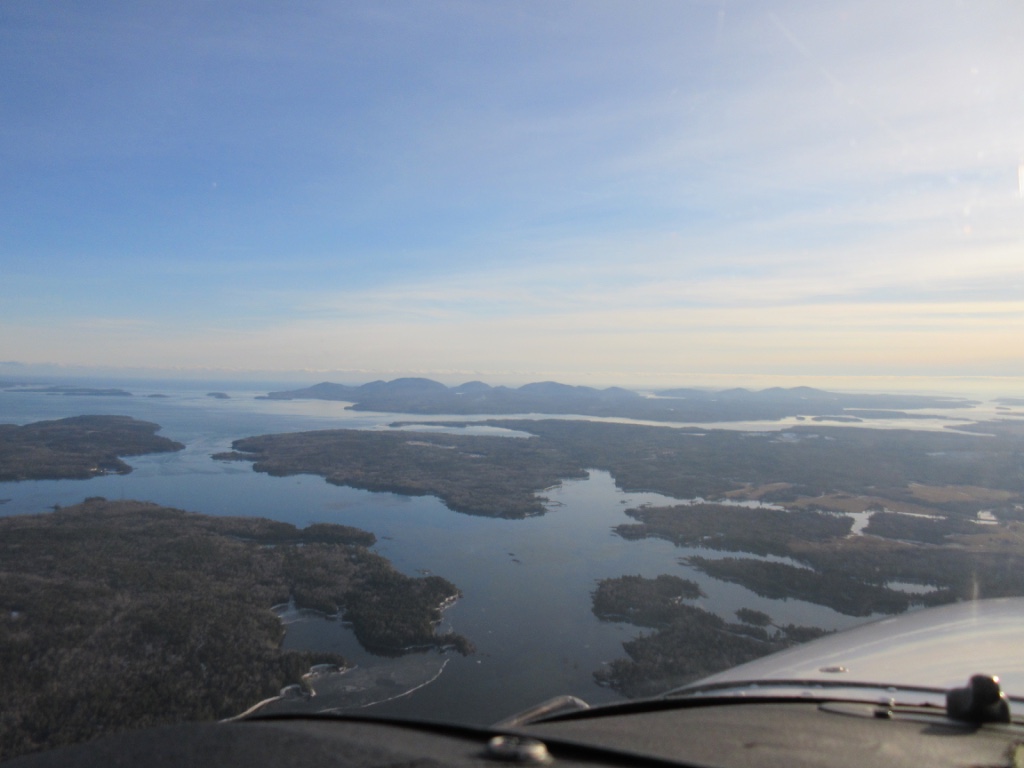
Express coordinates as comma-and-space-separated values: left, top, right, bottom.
215, 428, 585, 518
0, 499, 471, 760
0, 415, 185, 481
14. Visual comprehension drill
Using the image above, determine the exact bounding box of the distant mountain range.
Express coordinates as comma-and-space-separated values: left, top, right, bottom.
261, 378, 974, 423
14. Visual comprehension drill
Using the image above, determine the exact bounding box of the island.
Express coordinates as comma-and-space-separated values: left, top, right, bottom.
591, 575, 829, 697
0, 498, 471, 760
260, 378, 974, 424
214, 428, 586, 518
0, 415, 185, 481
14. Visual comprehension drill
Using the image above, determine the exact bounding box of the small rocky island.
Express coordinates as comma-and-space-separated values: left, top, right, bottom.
0, 415, 184, 481
0, 499, 471, 759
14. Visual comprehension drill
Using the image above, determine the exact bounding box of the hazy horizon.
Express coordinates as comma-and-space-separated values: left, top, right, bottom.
3, 361, 1023, 400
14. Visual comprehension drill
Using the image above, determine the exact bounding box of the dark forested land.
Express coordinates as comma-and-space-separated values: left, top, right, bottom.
591, 574, 704, 625
261, 378, 973, 423
215, 429, 586, 518
616, 504, 853, 557
592, 575, 830, 697
0, 415, 184, 481
0, 499, 470, 760
219, 417, 1024, 520
477, 419, 1024, 504
615, 500, 1024, 616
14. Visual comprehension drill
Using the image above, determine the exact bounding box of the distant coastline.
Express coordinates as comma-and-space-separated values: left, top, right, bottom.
259, 378, 976, 424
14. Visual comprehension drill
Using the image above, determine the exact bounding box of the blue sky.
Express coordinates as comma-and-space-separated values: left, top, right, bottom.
2, 1, 1023, 388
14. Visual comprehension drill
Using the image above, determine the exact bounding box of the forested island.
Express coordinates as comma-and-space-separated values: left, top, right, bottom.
0, 499, 470, 760
591, 575, 829, 697
215, 428, 586, 518
0, 415, 184, 481
262, 377, 973, 423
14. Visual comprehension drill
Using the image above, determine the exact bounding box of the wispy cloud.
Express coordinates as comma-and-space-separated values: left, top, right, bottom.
3, 0, 1023, 383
